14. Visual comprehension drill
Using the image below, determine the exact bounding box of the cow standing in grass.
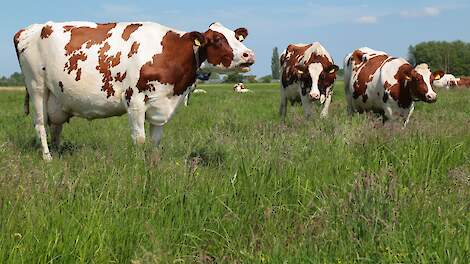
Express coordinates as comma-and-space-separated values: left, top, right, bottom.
343, 47, 444, 127
279, 42, 339, 121
14, 21, 255, 160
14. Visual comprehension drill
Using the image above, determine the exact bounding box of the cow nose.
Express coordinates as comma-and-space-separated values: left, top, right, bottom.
426, 93, 437, 102
309, 91, 320, 101
242, 51, 255, 64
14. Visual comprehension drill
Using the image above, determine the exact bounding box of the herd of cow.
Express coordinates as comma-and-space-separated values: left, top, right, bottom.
12, 21, 467, 160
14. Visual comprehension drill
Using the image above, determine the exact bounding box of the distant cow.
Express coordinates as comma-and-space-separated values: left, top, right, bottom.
233, 83, 251, 93
344, 47, 444, 127
279, 42, 339, 121
15, 21, 255, 160
433, 74, 459, 90
451, 77, 470, 88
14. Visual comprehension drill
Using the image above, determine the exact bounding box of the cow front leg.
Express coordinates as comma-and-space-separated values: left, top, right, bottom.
320, 89, 333, 118
403, 104, 415, 128
300, 95, 313, 120
150, 124, 164, 147
128, 108, 146, 145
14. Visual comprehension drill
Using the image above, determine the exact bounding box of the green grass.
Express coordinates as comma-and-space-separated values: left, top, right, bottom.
1, 82, 469, 263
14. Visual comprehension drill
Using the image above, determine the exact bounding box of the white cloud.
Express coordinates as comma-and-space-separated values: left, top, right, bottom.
400, 6, 441, 17
357, 16, 378, 24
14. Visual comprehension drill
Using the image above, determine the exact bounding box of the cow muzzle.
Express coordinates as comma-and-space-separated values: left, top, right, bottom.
239, 50, 255, 72
309, 90, 320, 101
425, 92, 437, 103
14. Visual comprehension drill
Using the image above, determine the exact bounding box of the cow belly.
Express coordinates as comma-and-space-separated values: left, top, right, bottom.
52, 81, 127, 119
284, 84, 301, 102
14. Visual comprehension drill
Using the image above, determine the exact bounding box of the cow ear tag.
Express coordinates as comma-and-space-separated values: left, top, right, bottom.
238, 35, 244, 41
329, 68, 336, 74
297, 70, 304, 74
194, 39, 201, 46
405, 75, 411, 80
434, 75, 441, 80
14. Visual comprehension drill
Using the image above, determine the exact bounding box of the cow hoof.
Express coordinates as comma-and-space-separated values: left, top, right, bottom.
135, 136, 145, 145
43, 152, 53, 161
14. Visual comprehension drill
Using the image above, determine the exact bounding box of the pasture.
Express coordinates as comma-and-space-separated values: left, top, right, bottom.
1, 82, 469, 263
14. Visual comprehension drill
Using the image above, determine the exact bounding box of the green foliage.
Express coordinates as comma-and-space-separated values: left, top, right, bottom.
223, 72, 244, 83
271, 47, 280, 80
408, 41, 470, 76
258, 75, 273, 83
0, 72, 24, 86
1, 83, 470, 262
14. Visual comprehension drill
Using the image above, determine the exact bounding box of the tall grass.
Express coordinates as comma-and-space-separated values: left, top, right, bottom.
0, 82, 469, 263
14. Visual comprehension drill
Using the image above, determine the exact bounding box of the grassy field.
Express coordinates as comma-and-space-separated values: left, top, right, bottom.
1, 82, 469, 263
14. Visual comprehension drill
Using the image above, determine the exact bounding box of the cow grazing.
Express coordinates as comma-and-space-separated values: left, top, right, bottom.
344, 47, 444, 127
279, 42, 339, 121
15, 21, 255, 160
433, 74, 459, 90
233, 83, 251, 93
451, 77, 470, 88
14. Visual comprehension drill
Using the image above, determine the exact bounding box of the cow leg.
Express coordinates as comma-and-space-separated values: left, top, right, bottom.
403, 104, 415, 128
50, 124, 63, 150
30, 90, 52, 161
128, 108, 146, 145
47, 93, 69, 150
320, 88, 333, 118
300, 95, 313, 120
279, 88, 287, 122
150, 124, 164, 147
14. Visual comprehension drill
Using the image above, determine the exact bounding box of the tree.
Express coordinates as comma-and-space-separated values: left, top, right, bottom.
0, 72, 24, 86
223, 73, 244, 83
408, 41, 470, 76
259, 75, 272, 83
271, 47, 280, 80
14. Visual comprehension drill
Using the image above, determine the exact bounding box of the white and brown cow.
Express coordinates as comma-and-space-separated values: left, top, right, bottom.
14, 21, 255, 160
233, 83, 251, 93
432, 74, 459, 90
344, 47, 444, 127
279, 42, 339, 121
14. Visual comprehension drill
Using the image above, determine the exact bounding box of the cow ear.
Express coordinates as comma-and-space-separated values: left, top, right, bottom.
326, 64, 339, 74
294, 64, 308, 75
433, 70, 445, 80
234, 28, 248, 42
187, 31, 206, 47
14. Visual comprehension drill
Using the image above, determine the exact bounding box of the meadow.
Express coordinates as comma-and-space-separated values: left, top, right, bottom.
0, 82, 469, 263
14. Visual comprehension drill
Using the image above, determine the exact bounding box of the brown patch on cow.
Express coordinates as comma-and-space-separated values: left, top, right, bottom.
75, 68, 82, 81
96, 42, 122, 98
137, 31, 201, 96
387, 63, 413, 108
125, 87, 133, 106
64, 23, 116, 55
40, 25, 53, 39
144, 95, 149, 103
350, 50, 365, 69
122, 23, 142, 41
454, 77, 470, 87
115, 72, 127, 82
64, 51, 87, 80
128, 41, 140, 58
201, 29, 233, 68
63, 25, 74, 32
13, 29, 26, 58
58, 81, 64, 92
281, 44, 313, 88
353, 54, 389, 99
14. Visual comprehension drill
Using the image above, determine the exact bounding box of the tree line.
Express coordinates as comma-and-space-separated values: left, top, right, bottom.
408, 41, 470, 76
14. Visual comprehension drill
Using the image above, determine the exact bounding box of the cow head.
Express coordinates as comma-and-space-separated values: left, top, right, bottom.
294, 63, 339, 101
405, 64, 442, 103
200, 22, 255, 73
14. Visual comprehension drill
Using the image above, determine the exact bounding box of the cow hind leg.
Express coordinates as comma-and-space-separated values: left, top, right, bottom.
150, 124, 164, 147
28, 86, 52, 161
47, 93, 69, 150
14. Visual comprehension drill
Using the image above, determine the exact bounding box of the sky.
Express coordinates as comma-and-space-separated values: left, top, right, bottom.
1, 0, 469, 77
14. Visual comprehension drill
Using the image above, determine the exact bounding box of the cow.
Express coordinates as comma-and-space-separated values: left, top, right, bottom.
279, 42, 339, 121
343, 47, 444, 127
433, 74, 459, 90
451, 77, 470, 88
14, 21, 255, 160
233, 82, 251, 93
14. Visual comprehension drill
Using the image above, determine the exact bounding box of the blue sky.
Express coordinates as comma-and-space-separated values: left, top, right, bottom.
1, 0, 469, 77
